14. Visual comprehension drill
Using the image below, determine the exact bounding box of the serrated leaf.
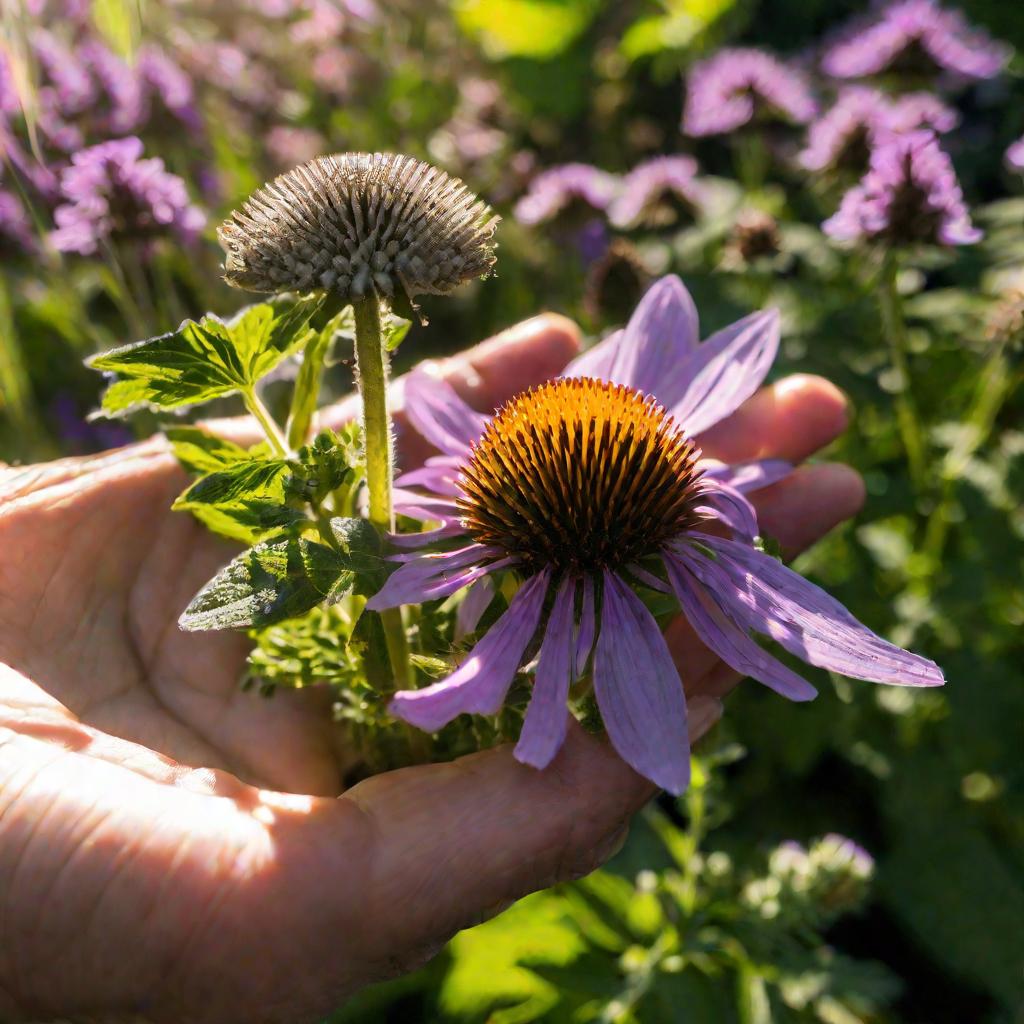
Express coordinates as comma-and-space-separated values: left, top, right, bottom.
287, 428, 363, 505
180, 534, 365, 631
89, 294, 325, 416
176, 457, 289, 507
166, 426, 251, 474
328, 516, 384, 593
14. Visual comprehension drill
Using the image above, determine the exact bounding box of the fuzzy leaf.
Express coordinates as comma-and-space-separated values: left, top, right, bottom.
166, 426, 251, 474
176, 457, 289, 507
180, 531, 375, 631
89, 294, 325, 416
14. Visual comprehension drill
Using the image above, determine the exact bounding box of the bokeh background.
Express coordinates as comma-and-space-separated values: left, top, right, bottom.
2, 1, 1022, 1021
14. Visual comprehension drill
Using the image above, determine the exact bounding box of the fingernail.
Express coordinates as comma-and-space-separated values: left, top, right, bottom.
688, 696, 723, 742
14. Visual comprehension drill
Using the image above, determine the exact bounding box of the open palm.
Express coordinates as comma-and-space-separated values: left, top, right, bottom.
0, 316, 861, 1024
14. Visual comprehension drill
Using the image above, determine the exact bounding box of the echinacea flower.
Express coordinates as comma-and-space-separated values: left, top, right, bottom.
798, 86, 957, 174
1006, 136, 1024, 174
50, 137, 206, 255
218, 152, 499, 306
821, 0, 1010, 83
608, 156, 707, 229
513, 163, 619, 225
370, 276, 943, 793
823, 129, 980, 246
682, 49, 817, 138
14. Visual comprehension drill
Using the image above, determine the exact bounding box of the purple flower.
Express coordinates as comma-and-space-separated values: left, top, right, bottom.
0, 188, 35, 254
798, 86, 958, 173
137, 46, 203, 134
50, 137, 206, 255
31, 29, 96, 117
373, 276, 943, 793
821, 0, 1010, 82
608, 156, 707, 229
78, 40, 147, 135
1006, 135, 1024, 174
682, 49, 817, 138
514, 164, 619, 225
887, 91, 959, 133
823, 129, 980, 246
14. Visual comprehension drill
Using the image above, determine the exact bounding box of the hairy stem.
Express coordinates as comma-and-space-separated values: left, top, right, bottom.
353, 296, 410, 687
878, 253, 928, 495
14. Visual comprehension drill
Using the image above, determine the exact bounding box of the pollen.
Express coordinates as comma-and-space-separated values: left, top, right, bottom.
457, 378, 705, 575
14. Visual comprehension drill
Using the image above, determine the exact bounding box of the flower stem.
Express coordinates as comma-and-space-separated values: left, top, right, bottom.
922, 337, 1020, 569
352, 295, 411, 687
878, 253, 928, 495
242, 387, 289, 458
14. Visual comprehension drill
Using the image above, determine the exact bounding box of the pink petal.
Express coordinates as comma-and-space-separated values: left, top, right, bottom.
402, 371, 488, 457
574, 574, 596, 679
455, 575, 496, 639
686, 537, 945, 687
700, 458, 792, 493
593, 571, 690, 794
664, 551, 817, 702
367, 544, 508, 609
561, 328, 623, 381
395, 455, 463, 497
604, 275, 701, 402
390, 572, 550, 731
515, 576, 576, 768
671, 308, 780, 437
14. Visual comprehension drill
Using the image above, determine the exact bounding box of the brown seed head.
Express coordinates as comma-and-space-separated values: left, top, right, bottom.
217, 152, 499, 305
457, 378, 706, 575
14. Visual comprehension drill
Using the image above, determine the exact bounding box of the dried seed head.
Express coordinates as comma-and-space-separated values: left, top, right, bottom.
217, 152, 499, 308
457, 378, 706, 576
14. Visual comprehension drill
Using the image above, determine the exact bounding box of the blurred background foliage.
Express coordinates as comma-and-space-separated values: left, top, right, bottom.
1, 0, 1022, 1021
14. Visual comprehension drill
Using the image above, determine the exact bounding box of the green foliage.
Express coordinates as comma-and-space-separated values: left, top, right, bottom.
89, 295, 326, 416
179, 518, 381, 631
428, 752, 897, 1024
452, 0, 602, 60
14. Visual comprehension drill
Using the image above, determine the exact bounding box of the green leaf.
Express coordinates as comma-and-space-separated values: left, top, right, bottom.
89, 294, 326, 416
287, 427, 363, 506
453, 0, 601, 60
180, 532, 375, 631
166, 426, 252, 474
287, 308, 350, 448
383, 315, 411, 352
176, 457, 290, 507
328, 516, 384, 593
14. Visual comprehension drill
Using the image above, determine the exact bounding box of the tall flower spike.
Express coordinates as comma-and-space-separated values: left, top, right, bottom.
218, 152, 499, 308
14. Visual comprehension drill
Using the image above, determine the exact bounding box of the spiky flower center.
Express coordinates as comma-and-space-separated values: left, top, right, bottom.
457, 378, 705, 575
218, 152, 498, 304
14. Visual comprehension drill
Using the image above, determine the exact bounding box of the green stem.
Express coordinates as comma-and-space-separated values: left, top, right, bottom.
352, 296, 410, 687
878, 253, 928, 495
922, 339, 1020, 568
242, 387, 288, 457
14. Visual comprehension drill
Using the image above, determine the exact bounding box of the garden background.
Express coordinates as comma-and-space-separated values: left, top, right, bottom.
1, 1, 1022, 1021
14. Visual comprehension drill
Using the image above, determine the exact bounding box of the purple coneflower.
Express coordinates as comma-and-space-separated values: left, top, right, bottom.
50, 137, 206, 255
369, 276, 943, 792
682, 49, 817, 138
1006, 136, 1024, 174
798, 87, 957, 173
608, 156, 707, 229
514, 163, 619, 225
821, 0, 1010, 82
823, 129, 980, 246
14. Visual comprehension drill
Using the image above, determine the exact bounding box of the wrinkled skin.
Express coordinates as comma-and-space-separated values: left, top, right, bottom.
0, 316, 862, 1024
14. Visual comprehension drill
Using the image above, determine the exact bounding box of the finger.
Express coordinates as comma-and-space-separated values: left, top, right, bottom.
669, 461, 865, 700
697, 374, 850, 464
342, 701, 721, 968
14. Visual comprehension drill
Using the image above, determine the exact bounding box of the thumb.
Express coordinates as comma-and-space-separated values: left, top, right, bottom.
345, 695, 722, 965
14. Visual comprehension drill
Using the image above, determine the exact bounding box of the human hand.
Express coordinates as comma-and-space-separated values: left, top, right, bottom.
0, 315, 861, 1024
